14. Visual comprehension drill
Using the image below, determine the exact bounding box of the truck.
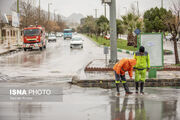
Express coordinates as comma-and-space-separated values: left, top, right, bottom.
63, 29, 72, 40
23, 25, 46, 51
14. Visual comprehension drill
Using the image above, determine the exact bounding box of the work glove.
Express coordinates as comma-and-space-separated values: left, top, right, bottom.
133, 67, 137, 69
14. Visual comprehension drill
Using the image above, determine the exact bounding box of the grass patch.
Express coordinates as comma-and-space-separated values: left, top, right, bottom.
87, 34, 138, 51
175, 64, 180, 66
163, 49, 173, 55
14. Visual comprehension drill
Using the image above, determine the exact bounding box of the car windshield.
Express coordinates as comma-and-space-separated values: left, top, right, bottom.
24, 29, 40, 36
72, 37, 82, 41
49, 34, 56, 37
64, 31, 72, 33
64, 29, 72, 33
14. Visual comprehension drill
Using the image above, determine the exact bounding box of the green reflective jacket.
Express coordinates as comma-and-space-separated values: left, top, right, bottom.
133, 51, 150, 69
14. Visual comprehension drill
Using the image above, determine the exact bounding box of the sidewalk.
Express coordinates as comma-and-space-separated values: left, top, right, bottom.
0, 45, 22, 56
75, 58, 180, 88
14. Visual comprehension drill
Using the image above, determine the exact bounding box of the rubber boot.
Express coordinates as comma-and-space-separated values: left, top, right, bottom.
140, 82, 144, 94
116, 83, 120, 93
135, 82, 139, 94
123, 83, 133, 95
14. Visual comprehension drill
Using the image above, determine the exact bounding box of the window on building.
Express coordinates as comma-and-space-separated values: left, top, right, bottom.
13, 30, 15, 36
11, 30, 13, 36
2, 30, 6, 37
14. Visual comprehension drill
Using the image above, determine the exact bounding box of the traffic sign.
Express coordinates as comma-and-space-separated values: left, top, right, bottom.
12, 11, 19, 27
134, 28, 141, 35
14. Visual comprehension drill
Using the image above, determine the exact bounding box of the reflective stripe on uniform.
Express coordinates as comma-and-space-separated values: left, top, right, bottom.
115, 80, 120, 83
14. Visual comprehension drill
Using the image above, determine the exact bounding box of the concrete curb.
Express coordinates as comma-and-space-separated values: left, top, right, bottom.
71, 78, 180, 88
117, 49, 134, 55
0, 47, 23, 56
84, 59, 180, 72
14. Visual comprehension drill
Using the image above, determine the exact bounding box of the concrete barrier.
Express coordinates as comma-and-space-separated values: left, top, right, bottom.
71, 78, 180, 88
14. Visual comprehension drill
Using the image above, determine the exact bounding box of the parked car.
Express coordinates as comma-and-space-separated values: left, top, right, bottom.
70, 36, 83, 48
165, 34, 172, 41
166, 33, 179, 41
48, 34, 57, 42
104, 34, 110, 40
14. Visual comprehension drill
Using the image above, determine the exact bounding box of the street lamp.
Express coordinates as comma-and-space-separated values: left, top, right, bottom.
135, 0, 140, 16
39, 0, 41, 21
54, 9, 57, 21
17, 0, 19, 13
48, 3, 52, 21
123, 7, 127, 15
161, 0, 163, 8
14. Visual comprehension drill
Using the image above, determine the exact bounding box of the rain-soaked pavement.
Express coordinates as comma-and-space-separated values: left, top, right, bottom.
0, 35, 180, 120
0, 34, 131, 82
0, 35, 107, 82
0, 83, 180, 120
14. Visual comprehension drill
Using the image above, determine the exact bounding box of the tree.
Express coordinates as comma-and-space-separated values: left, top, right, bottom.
168, 0, 180, 64
116, 19, 125, 37
11, 0, 67, 32
144, 7, 179, 64
77, 16, 96, 36
121, 13, 142, 46
96, 15, 109, 36
144, 7, 173, 32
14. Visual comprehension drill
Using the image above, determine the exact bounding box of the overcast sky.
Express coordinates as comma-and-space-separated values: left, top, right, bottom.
0, 0, 176, 18
39, 0, 174, 18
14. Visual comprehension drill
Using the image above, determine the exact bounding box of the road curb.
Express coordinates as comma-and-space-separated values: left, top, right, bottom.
71, 78, 180, 88
0, 47, 23, 56
117, 48, 134, 55
84, 60, 180, 72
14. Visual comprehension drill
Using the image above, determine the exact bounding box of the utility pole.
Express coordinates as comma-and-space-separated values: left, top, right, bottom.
48, 3, 52, 21
109, 0, 117, 64
137, 0, 139, 16
161, 0, 163, 8
94, 9, 98, 18
17, 0, 20, 46
17, 0, 19, 13
54, 10, 56, 21
102, 0, 117, 64
39, 0, 41, 21
104, 3, 107, 17
123, 7, 127, 15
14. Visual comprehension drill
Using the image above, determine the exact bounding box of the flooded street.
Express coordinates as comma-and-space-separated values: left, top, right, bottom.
0, 84, 179, 120
0, 35, 106, 82
0, 35, 179, 120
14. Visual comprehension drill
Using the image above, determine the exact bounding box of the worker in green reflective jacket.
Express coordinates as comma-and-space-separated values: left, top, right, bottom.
133, 46, 150, 94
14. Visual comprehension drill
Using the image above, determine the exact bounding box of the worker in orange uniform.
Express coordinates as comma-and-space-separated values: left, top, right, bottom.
113, 58, 136, 94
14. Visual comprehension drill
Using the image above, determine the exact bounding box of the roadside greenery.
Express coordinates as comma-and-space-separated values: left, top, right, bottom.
143, 7, 173, 32
78, 4, 179, 64
175, 64, 180, 66
87, 34, 138, 51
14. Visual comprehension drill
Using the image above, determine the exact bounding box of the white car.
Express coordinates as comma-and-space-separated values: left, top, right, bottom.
56, 32, 63, 37
48, 34, 57, 42
70, 36, 83, 48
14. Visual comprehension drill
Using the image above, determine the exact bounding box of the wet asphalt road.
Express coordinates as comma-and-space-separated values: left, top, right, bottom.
0, 34, 109, 82
0, 84, 180, 120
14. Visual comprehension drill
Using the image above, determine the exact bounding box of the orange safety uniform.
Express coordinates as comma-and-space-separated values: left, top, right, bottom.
113, 58, 136, 78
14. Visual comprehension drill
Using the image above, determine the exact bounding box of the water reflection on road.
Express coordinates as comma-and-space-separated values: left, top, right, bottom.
0, 86, 179, 120
110, 87, 179, 120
